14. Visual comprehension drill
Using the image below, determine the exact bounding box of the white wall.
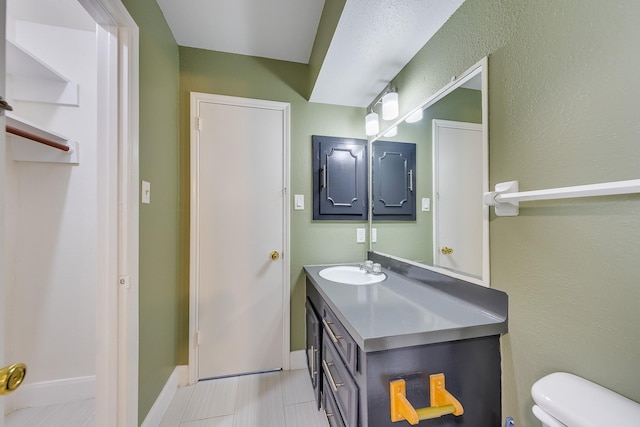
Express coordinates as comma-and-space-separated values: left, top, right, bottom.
5, 3, 98, 400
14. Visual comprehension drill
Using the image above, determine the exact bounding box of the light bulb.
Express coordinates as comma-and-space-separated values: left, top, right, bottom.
381, 91, 399, 121
405, 108, 423, 123
365, 111, 379, 136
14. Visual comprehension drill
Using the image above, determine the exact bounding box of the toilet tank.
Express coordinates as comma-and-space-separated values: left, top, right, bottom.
531, 372, 640, 427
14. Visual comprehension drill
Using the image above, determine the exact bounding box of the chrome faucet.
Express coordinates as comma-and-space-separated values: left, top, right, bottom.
360, 260, 382, 275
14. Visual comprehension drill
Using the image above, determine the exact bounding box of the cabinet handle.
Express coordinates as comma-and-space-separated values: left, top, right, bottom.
321, 165, 327, 189
322, 360, 344, 392
309, 345, 318, 376
322, 319, 342, 343
408, 169, 414, 192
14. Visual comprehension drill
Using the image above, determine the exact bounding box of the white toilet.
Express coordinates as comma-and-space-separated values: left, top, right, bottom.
531, 372, 640, 426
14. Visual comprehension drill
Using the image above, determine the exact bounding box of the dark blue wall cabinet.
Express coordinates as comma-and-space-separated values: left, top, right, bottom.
313, 135, 368, 220
372, 141, 416, 220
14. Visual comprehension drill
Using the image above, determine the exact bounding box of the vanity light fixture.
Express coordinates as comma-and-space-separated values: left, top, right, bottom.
365, 110, 379, 136
405, 108, 423, 123
383, 126, 397, 137
381, 90, 399, 121
365, 83, 399, 136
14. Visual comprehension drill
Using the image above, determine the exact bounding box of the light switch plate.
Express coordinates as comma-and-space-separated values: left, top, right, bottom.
371, 228, 377, 243
421, 197, 430, 211
141, 181, 151, 204
294, 194, 304, 210
356, 228, 366, 243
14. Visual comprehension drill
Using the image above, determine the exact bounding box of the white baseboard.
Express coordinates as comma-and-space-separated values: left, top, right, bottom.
141, 365, 188, 427
6, 375, 95, 411
289, 350, 306, 370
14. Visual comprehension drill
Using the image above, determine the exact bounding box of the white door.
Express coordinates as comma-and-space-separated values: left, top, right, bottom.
191, 93, 290, 380
433, 120, 483, 278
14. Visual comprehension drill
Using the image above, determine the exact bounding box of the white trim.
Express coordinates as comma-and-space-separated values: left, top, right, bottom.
83, 1, 139, 426
189, 92, 291, 384
289, 350, 307, 370
5, 376, 95, 412
140, 366, 187, 427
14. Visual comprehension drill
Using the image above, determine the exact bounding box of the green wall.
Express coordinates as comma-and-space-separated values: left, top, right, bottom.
177, 47, 368, 362
121, 0, 180, 424
390, 0, 640, 424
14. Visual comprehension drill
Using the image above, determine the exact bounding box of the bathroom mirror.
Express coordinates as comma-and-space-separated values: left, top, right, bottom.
369, 58, 489, 286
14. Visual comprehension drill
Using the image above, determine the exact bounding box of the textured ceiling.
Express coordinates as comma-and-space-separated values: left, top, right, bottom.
156, 0, 466, 107
309, 0, 466, 107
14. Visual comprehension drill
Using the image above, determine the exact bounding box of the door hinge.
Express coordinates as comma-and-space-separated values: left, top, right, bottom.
195, 330, 201, 346
195, 116, 201, 131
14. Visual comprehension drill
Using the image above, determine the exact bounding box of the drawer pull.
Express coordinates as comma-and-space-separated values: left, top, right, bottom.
322, 360, 344, 392
309, 346, 318, 376
322, 319, 342, 343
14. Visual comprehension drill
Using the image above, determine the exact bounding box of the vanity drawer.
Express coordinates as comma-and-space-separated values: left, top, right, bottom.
322, 305, 357, 372
323, 374, 346, 427
323, 333, 358, 427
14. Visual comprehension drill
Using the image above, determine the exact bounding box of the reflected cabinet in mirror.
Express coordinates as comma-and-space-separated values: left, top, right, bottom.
369, 58, 489, 286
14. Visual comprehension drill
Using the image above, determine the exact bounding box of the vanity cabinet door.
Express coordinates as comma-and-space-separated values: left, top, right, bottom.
372, 141, 416, 220
305, 299, 322, 408
312, 135, 368, 220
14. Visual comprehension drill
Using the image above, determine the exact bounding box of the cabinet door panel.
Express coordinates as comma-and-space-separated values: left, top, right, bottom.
313, 135, 368, 220
372, 141, 416, 219
306, 299, 321, 408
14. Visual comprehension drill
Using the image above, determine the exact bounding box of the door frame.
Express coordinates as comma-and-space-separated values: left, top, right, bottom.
188, 92, 291, 384
73, 1, 140, 425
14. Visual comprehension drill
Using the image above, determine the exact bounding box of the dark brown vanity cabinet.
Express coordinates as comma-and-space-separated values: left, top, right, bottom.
312, 135, 368, 220
372, 141, 416, 220
306, 279, 502, 427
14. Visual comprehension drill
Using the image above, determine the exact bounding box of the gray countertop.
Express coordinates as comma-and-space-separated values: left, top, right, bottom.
304, 263, 508, 352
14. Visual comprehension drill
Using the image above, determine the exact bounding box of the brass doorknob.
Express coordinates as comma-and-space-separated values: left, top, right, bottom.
270, 251, 280, 261
0, 363, 27, 395
441, 247, 454, 255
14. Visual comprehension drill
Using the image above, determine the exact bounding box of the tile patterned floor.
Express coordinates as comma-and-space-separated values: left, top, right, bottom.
160, 369, 329, 427
5, 369, 325, 427
5, 398, 95, 427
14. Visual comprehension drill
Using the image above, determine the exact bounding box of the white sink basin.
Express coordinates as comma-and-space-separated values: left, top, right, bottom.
319, 266, 386, 285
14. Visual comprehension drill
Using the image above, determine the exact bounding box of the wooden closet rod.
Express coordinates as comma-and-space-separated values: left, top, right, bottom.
6, 125, 70, 152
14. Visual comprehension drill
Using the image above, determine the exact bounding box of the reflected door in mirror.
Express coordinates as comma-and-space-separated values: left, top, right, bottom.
433, 120, 483, 278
